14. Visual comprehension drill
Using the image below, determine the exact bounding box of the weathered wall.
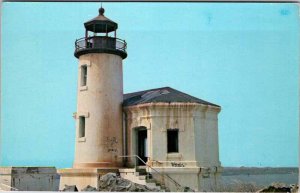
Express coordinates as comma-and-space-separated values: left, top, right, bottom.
194, 106, 221, 166
0, 167, 58, 191
74, 53, 123, 168
124, 103, 222, 191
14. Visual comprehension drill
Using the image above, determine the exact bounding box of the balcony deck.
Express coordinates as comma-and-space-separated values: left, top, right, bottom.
74, 36, 127, 59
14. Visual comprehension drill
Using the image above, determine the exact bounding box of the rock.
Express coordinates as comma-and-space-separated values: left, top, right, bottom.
82, 185, 97, 191
178, 186, 194, 192
62, 185, 78, 192
258, 183, 298, 193
290, 184, 299, 192
98, 172, 160, 192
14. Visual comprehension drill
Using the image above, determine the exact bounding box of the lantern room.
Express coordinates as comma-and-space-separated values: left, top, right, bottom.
74, 7, 127, 59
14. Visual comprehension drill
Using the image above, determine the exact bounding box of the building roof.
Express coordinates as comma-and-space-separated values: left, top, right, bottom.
123, 87, 220, 107
84, 7, 118, 33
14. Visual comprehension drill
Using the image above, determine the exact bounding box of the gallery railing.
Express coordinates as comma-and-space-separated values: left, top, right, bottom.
75, 36, 127, 53
119, 155, 182, 190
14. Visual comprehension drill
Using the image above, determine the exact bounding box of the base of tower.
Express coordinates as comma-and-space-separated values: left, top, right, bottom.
73, 162, 123, 168
57, 168, 119, 191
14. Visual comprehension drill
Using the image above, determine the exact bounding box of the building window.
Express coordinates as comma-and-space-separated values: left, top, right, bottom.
167, 129, 179, 153
79, 116, 85, 138
81, 65, 87, 86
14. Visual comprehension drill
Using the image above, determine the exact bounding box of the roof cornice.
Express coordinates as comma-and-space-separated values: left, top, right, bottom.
123, 102, 221, 112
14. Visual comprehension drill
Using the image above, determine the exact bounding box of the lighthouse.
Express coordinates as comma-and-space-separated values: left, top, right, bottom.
73, 7, 127, 169
58, 6, 222, 192
58, 7, 127, 190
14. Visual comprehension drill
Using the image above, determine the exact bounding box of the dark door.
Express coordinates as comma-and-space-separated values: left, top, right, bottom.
137, 129, 148, 165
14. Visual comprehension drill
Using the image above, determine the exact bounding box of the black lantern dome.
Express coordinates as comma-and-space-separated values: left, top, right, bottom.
84, 7, 118, 33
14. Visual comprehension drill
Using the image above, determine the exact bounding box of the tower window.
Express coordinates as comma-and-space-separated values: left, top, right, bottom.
79, 116, 85, 138
167, 129, 179, 153
81, 65, 87, 86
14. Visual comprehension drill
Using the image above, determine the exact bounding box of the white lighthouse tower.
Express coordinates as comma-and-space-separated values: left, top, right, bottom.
73, 6, 127, 169
58, 7, 127, 190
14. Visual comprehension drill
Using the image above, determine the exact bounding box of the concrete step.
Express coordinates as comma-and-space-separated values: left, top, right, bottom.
119, 168, 164, 191
136, 168, 147, 173
145, 182, 158, 189
137, 166, 147, 170
138, 175, 146, 180
135, 180, 147, 185
119, 168, 136, 173
145, 178, 156, 183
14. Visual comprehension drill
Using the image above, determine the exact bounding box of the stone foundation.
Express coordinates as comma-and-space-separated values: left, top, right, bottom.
57, 168, 119, 191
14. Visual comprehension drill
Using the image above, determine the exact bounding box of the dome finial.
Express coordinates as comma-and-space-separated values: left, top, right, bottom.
99, 3, 104, 15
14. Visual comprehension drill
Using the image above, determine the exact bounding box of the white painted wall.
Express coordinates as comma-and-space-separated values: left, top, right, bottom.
124, 102, 222, 191
74, 53, 124, 168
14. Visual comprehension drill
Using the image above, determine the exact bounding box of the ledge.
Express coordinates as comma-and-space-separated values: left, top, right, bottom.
161, 128, 185, 132
78, 137, 86, 142
58, 168, 120, 175
76, 112, 90, 118
167, 153, 182, 159
75, 48, 127, 59
79, 63, 91, 68
80, 86, 88, 91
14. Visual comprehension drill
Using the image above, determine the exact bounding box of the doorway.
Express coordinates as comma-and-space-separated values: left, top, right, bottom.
137, 129, 148, 165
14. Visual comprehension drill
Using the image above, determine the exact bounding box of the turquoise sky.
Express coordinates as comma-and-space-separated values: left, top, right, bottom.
1, 2, 299, 168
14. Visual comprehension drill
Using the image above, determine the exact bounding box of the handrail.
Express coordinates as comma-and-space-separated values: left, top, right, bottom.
75, 36, 127, 53
119, 155, 182, 190
0, 183, 19, 191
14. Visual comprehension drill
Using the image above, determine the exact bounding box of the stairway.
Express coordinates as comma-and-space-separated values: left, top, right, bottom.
119, 168, 166, 191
